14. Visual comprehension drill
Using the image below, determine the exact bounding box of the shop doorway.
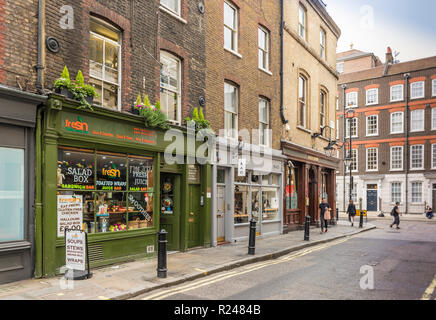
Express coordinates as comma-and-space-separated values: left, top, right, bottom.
308, 167, 317, 222
188, 184, 201, 248
367, 184, 378, 212
216, 185, 226, 243
160, 173, 181, 251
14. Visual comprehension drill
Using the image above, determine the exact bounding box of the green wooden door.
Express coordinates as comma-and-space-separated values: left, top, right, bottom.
188, 185, 201, 248
160, 174, 181, 251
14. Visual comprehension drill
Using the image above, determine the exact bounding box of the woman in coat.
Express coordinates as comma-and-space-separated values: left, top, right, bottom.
347, 199, 357, 227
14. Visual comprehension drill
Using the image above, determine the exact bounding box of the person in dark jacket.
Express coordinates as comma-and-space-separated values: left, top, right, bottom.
425, 206, 434, 219
390, 202, 401, 229
347, 199, 357, 227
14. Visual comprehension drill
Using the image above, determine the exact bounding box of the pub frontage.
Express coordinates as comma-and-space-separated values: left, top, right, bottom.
35, 94, 211, 278
281, 140, 339, 232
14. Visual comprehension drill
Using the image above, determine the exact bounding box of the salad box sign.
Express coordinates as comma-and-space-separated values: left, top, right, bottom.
57, 195, 83, 237
65, 230, 86, 271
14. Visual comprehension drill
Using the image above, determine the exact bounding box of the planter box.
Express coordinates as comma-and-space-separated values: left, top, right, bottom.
85, 96, 94, 105
131, 106, 140, 115
55, 87, 74, 99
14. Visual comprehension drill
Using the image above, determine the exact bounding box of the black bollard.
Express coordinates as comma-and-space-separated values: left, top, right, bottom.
336, 208, 339, 221
359, 210, 364, 228
157, 229, 168, 278
304, 216, 310, 241
248, 219, 257, 255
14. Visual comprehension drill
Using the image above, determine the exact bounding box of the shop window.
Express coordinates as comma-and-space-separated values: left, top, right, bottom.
251, 174, 260, 184
286, 167, 298, 210
89, 18, 121, 110
0, 147, 24, 242
262, 174, 270, 185
262, 187, 279, 221
234, 167, 248, 183
161, 176, 175, 215
234, 185, 249, 224
217, 168, 226, 184
57, 148, 155, 236
251, 188, 260, 222
271, 174, 280, 186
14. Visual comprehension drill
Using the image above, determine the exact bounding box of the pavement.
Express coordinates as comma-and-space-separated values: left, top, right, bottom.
339, 211, 436, 222
0, 221, 376, 300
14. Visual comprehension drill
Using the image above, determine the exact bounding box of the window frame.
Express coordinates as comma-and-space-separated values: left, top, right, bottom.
391, 182, 402, 204
89, 18, 122, 111
346, 149, 358, 173
320, 89, 327, 130
410, 109, 425, 132
366, 147, 378, 172
411, 181, 423, 203
432, 108, 436, 131
320, 28, 326, 60
160, 0, 181, 16
224, 1, 239, 53
390, 146, 404, 171
390, 112, 404, 134
298, 74, 308, 128
336, 62, 344, 74
346, 117, 358, 139
433, 79, 436, 97
410, 144, 424, 170
411, 81, 425, 100
366, 88, 379, 106
298, 5, 307, 40
224, 81, 239, 139
258, 97, 270, 147
346, 92, 358, 109
366, 115, 378, 137
390, 84, 404, 102
432, 144, 436, 169
258, 26, 270, 72
160, 50, 182, 124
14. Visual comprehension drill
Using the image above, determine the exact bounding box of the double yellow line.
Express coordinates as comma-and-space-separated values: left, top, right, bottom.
141, 237, 350, 300
421, 274, 436, 300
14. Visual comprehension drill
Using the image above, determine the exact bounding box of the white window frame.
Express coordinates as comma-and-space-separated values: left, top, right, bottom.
432, 144, 436, 169
366, 88, 379, 106
259, 98, 270, 147
346, 92, 358, 109
390, 84, 404, 102
432, 108, 436, 131
390, 112, 404, 134
410, 144, 424, 170
347, 149, 358, 173
298, 75, 308, 128
160, 0, 181, 16
89, 19, 122, 111
391, 182, 402, 204
224, 82, 239, 139
336, 62, 344, 74
258, 26, 269, 72
366, 115, 378, 137
224, 1, 238, 53
411, 81, 425, 100
366, 148, 378, 172
410, 109, 425, 132
390, 146, 403, 171
160, 51, 182, 124
411, 182, 423, 203
320, 90, 327, 130
320, 29, 326, 60
433, 79, 436, 97
298, 5, 306, 40
346, 117, 358, 138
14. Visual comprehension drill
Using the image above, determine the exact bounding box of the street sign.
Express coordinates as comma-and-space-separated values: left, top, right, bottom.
356, 210, 367, 217
238, 158, 246, 177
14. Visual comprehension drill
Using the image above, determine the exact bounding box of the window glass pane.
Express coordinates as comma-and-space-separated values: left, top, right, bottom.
391, 85, 403, 101
412, 182, 422, 202
391, 183, 401, 203
128, 192, 153, 229
103, 82, 118, 110
234, 168, 248, 183
217, 169, 226, 184
411, 82, 424, 98
224, 27, 233, 50
96, 154, 127, 191
234, 185, 249, 224
90, 20, 119, 42
411, 110, 424, 131
224, 83, 237, 112
89, 35, 103, 78
89, 78, 103, 106
58, 148, 95, 190
58, 190, 94, 234
128, 157, 154, 191
160, 88, 178, 121
433, 145, 436, 168
95, 192, 127, 233
262, 187, 279, 221
0, 148, 24, 242
286, 167, 298, 210
251, 187, 260, 222
391, 112, 403, 133
258, 28, 266, 49
224, 2, 235, 29
161, 176, 175, 215
411, 145, 424, 169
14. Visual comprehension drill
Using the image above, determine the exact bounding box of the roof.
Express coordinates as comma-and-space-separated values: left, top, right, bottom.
338, 55, 436, 84
309, 0, 341, 38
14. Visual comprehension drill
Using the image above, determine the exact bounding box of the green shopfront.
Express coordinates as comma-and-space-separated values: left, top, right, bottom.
35, 95, 211, 278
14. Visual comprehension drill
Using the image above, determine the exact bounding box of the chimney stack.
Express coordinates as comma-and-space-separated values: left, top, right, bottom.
386, 47, 393, 64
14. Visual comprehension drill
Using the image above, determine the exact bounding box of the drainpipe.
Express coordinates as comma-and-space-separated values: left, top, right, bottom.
404, 73, 410, 215
34, 106, 43, 277
279, 0, 288, 124
341, 84, 347, 213
36, 0, 45, 94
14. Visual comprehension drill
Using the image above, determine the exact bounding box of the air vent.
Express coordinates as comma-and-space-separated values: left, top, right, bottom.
88, 243, 104, 262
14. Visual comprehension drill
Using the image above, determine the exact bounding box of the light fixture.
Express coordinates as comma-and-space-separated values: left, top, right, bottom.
65, 152, 71, 156
344, 155, 352, 168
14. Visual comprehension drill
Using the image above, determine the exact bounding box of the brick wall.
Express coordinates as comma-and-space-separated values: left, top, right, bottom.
0, 0, 38, 91
205, 0, 281, 150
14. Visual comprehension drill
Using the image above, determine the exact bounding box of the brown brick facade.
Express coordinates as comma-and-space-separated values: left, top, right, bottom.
205, 0, 281, 150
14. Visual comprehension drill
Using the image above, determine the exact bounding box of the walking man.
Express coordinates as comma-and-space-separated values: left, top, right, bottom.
319, 198, 331, 234
390, 201, 401, 230
347, 199, 357, 227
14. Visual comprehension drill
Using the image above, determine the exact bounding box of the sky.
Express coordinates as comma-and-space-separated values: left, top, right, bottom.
325, 0, 436, 63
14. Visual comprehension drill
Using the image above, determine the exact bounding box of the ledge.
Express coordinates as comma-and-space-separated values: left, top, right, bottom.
297, 126, 312, 134
259, 68, 273, 76
159, 5, 187, 24
224, 47, 243, 59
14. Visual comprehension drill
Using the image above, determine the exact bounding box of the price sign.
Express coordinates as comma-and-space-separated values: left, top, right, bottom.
57, 195, 83, 237
65, 230, 86, 271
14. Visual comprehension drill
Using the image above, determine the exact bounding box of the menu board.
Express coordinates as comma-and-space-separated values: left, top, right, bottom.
129, 158, 154, 191
188, 165, 200, 184
57, 195, 83, 237
57, 149, 95, 190
65, 230, 86, 271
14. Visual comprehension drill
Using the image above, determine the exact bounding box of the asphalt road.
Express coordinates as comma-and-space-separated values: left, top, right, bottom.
135, 220, 436, 300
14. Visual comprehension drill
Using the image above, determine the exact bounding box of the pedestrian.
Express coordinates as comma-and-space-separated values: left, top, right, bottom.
347, 199, 357, 227
390, 201, 401, 230
319, 198, 331, 234
425, 206, 434, 220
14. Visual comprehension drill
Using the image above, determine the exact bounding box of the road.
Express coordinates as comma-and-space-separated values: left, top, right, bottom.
134, 220, 436, 300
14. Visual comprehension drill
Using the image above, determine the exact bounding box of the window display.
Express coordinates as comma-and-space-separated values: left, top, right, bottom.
57, 147, 155, 236
262, 187, 279, 221
234, 185, 249, 224
286, 167, 298, 210
251, 188, 260, 222
161, 176, 175, 215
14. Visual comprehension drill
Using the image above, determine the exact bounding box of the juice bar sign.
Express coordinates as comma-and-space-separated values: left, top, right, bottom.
62, 113, 157, 146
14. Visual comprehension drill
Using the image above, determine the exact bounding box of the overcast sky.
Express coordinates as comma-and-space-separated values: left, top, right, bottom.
325, 0, 436, 63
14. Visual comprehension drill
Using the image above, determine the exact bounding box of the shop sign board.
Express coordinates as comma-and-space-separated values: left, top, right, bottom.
238, 159, 246, 177
62, 112, 157, 146
188, 165, 200, 184
65, 230, 86, 271
57, 195, 83, 237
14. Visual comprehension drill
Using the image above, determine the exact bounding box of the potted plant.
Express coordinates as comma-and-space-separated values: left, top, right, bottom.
71, 70, 97, 110
132, 93, 142, 115
82, 84, 98, 105
53, 66, 74, 98
185, 107, 211, 131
